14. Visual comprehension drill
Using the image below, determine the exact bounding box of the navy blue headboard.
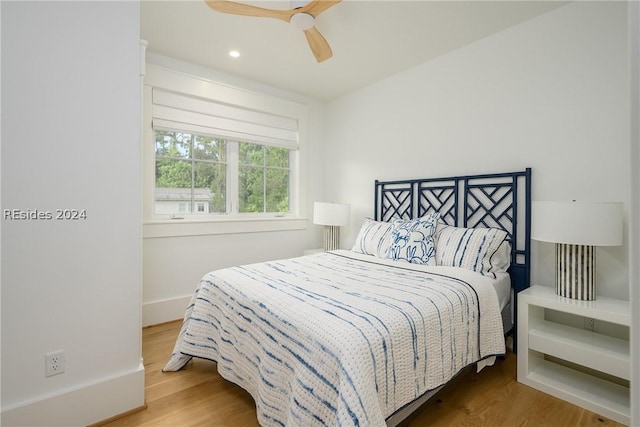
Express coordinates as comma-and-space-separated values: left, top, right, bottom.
374, 168, 532, 349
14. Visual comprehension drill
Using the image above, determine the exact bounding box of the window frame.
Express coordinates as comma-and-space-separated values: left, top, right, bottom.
154, 130, 228, 217
142, 65, 308, 238
153, 131, 295, 218
236, 141, 294, 215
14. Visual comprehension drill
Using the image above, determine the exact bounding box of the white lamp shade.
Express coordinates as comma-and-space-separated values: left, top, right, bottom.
313, 202, 350, 226
532, 201, 622, 246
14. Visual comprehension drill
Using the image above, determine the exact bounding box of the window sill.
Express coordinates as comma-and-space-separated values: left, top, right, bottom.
143, 216, 308, 238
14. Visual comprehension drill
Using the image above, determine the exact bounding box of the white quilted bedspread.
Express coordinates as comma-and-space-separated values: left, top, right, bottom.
164, 250, 505, 426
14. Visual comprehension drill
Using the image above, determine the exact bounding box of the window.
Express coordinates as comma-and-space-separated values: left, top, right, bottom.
238, 142, 290, 213
154, 131, 226, 216
154, 130, 292, 217
143, 65, 308, 236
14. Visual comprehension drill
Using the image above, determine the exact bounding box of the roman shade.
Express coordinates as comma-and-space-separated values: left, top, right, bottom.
152, 88, 299, 150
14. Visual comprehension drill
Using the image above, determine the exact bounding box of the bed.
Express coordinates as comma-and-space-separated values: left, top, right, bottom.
164, 169, 532, 427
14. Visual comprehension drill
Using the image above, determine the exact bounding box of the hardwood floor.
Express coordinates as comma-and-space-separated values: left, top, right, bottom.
100, 321, 624, 427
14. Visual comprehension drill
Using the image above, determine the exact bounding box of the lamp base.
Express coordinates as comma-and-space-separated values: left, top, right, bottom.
323, 225, 340, 251
555, 243, 596, 301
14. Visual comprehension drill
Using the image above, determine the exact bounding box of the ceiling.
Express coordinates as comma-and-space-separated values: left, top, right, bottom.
140, 1, 566, 101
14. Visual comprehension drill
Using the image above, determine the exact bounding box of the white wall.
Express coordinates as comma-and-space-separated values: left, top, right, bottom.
628, 1, 639, 424
142, 54, 325, 326
1, 2, 144, 425
325, 1, 631, 300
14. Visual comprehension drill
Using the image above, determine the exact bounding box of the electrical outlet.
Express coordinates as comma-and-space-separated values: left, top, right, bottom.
45, 350, 65, 377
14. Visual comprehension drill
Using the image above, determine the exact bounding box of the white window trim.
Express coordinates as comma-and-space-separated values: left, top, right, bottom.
142, 64, 309, 238
143, 217, 308, 239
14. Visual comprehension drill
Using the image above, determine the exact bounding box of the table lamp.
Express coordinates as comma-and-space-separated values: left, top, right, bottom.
532, 201, 622, 300
313, 202, 350, 251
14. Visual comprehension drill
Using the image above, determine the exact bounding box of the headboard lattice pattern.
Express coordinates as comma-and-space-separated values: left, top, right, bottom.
374, 169, 532, 349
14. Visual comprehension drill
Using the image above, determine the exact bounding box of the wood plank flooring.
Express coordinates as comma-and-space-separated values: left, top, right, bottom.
100, 321, 624, 427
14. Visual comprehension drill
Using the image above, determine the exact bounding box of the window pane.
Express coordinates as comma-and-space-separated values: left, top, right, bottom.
239, 165, 264, 213
155, 189, 192, 215
154, 158, 192, 215
266, 168, 289, 212
194, 161, 226, 214
239, 142, 264, 166
155, 131, 190, 159
265, 146, 289, 168
194, 135, 226, 162
155, 158, 192, 188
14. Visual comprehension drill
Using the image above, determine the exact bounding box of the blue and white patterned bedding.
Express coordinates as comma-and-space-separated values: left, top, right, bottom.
164, 250, 506, 426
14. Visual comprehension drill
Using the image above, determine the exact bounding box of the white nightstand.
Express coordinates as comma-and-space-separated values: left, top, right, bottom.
517, 285, 631, 425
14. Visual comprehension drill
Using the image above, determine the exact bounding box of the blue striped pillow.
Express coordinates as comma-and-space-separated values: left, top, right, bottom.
351, 218, 394, 258
385, 213, 440, 265
434, 223, 508, 278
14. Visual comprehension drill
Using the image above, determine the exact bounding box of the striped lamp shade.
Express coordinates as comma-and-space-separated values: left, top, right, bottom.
532, 201, 622, 300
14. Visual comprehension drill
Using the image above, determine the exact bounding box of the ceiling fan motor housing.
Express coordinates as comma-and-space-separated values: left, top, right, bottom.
290, 12, 315, 30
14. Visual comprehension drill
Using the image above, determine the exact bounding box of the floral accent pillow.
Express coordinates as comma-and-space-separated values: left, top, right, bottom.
385, 212, 440, 265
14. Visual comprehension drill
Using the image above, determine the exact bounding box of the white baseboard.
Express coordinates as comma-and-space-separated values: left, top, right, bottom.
142, 295, 191, 326
1, 361, 145, 427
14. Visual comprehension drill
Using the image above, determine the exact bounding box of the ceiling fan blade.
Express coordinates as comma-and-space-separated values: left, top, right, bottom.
204, 1, 292, 22
300, 0, 341, 18
204, 0, 339, 63
303, 26, 333, 62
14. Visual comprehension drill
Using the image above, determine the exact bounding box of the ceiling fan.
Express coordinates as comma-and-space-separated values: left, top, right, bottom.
204, 0, 341, 62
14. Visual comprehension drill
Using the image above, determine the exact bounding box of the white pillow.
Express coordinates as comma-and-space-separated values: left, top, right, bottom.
493, 240, 512, 273
351, 218, 394, 258
385, 212, 440, 265
434, 222, 509, 277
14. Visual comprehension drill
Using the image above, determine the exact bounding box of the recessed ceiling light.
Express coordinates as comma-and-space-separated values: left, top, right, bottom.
229, 50, 240, 58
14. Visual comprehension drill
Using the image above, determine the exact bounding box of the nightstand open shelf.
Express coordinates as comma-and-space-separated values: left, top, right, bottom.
529, 320, 629, 379
518, 285, 630, 425
526, 360, 630, 419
